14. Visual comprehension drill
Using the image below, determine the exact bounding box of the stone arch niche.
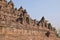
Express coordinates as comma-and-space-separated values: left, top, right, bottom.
0, 5, 2, 9
16, 18, 23, 24
0, 0, 2, 1
45, 31, 50, 37
26, 17, 29, 24
48, 23, 52, 30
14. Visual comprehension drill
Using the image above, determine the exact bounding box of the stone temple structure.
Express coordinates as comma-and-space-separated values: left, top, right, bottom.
0, 0, 60, 40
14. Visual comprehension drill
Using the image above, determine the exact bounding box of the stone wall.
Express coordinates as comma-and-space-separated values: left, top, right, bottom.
0, 27, 60, 40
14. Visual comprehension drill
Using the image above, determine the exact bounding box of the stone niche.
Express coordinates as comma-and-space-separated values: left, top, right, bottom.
16, 17, 23, 24
26, 17, 29, 24
0, 5, 2, 9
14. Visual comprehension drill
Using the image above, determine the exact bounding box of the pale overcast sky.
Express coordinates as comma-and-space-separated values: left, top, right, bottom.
7, 0, 60, 30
